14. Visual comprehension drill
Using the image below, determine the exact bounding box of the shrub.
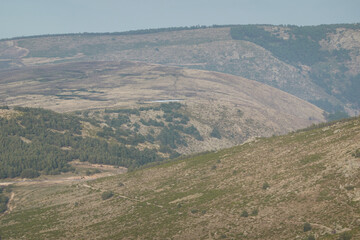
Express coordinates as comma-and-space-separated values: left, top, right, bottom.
86, 169, 101, 176
303, 222, 312, 232
0, 194, 9, 213
353, 149, 360, 158
338, 232, 352, 240
241, 210, 249, 217
190, 209, 199, 214
237, 109, 244, 117
251, 209, 258, 216
262, 182, 270, 190
101, 191, 114, 200
307, 235, 315, 240
210, 127, 222, 139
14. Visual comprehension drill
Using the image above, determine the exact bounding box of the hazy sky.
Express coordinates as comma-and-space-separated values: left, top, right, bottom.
1, 0, 359, 39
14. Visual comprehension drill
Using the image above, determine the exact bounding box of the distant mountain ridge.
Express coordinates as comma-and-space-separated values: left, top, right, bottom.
1, 24, 359, 114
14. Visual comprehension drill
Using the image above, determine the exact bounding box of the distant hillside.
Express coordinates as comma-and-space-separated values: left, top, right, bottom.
0, 60, 325, 161
1, 115, 359, 239
1, 24, 359, 114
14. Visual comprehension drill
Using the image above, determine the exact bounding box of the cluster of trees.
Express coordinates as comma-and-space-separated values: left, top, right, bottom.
101, 102, 202, 150
230, 25, 336, 65
0, 103, 206, 178
0, 107, 162, 178
230, 24, 360, 112
0, 103, 207, 178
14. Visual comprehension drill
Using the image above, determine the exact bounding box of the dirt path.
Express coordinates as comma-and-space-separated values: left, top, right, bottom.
0, 164, 127, 187
80, 183, 163, 208
0, 173, 112, 186
6, 192, 15, 213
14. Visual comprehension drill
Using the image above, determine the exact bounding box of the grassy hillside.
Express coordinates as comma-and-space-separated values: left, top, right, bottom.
1, 24, 359, 114
1, 116, 359, 239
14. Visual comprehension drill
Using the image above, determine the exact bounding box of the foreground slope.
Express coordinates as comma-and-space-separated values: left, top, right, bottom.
1, 117, 359, 239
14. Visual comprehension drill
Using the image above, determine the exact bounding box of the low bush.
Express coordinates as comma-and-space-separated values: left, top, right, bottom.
338, 232, 352, 240
303, 222, 312, 232
241, 210, 249, 217
307, 235, 315, 240
101, 191, 114, 200
262, 182, 270, 190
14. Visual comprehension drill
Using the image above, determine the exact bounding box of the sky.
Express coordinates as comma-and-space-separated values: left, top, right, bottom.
0, 0, 359, 39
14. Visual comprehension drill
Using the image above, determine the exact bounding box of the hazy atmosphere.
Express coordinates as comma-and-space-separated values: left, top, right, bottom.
1, 0, 360, 39
1, 1, 360, 239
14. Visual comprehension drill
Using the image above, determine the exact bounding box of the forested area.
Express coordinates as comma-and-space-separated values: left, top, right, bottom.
0, 103, 206, 179
230, 25, 338, 65
0, 107, 161, 178
230, 24, 360, 112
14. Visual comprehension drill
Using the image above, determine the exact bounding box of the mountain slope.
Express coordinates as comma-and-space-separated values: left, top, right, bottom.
0, 61, 324, 152
1, 117, 359, 239
1, 24, 359, 113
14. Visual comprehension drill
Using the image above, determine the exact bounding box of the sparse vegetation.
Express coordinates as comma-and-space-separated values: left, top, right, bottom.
0, 116, 360, 239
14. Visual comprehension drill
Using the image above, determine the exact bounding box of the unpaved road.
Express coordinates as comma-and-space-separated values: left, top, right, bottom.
0, 163, 127, 187
0, 172, 116, 186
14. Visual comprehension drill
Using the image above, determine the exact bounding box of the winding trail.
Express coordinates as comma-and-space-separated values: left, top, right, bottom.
6, 192, 15, 213
0, 166, 127, 217
80, 183, 163, 208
